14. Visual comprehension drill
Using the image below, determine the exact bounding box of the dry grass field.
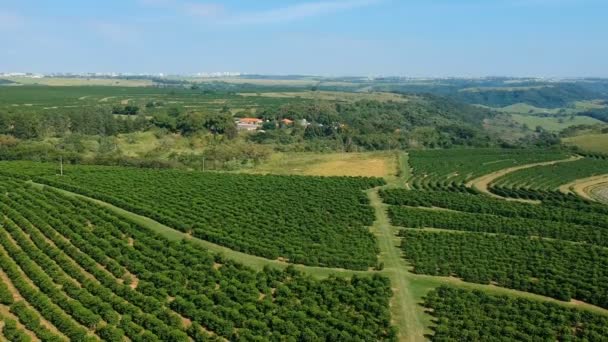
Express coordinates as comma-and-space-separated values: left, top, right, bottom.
563, 133, 608, 153
245, 152, 398, 178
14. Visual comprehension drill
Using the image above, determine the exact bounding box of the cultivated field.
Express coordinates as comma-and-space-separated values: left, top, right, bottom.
407, 149, 569, 191
238, 91, 409, 103
0, 162, 385, 269
490, 156, 608, 198
2, 147, 608, 341
0, 175, 394, 341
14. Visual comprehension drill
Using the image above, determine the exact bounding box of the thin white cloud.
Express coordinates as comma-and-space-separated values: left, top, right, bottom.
138, 0, 382, 25
183, 3, 225, 18
226, 0, 382, 25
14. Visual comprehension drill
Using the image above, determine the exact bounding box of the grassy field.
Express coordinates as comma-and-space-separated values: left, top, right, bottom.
511, 114, 603, 132
497, 100, 606, 115
244, 151, 398, 178
4, 77, 156, 87
239, 90, 409, 102
563, 133, 608, 153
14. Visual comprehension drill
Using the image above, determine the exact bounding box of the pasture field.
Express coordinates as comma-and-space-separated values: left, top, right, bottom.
406, 148, 569, 191
563, 133, 608, 154
0, 85, 308, 114
497, 100, 606, 115
0, 161, 385, 269
3, 77, 156, 87
244, 151, 398, 178
511, 114, 603, 132
490, 156, 608, 196
0, 175, 395, 341
238, 91, 409, 103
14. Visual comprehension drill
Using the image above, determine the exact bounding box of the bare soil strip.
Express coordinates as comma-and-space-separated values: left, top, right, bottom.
590, 184, 608, 204
559, 174, 608, 202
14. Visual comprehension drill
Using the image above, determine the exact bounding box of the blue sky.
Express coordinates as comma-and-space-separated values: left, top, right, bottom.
1, 0, 607, 77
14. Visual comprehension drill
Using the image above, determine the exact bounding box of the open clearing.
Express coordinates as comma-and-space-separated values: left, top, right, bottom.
563, 133, 608, 154
590, 184, 608, 204
245, 151, 398, 178
559, 174, 608, 201
511, 114, 603, 132
4, 77, 155, 87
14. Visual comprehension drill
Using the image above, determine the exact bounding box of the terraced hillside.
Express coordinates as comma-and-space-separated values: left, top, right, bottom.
490, 156, 608, 199
0, 176, 395, 341
407, 149, 569, 191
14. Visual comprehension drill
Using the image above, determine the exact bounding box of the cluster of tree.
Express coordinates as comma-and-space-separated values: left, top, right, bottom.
388, 206, 608, 247
424, 286, 608, 341
400, 229, 608, 307
579, 107, 608, 123
112, 105, 140, 115
454, 83, 598, 109
151, 108, 237, 138
0, 108, 147, 139
30, 166, 384, 269
0, 176, 396, 341
262, 96, 497, 149
169, 142, 272, 171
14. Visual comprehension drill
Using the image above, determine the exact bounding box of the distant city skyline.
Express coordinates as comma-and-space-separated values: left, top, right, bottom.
1, 0, 607, 77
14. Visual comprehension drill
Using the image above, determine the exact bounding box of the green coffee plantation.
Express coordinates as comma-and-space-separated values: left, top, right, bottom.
3, 148, 608, 341
382, 149, 608, 340
407, 148, 569, 191
0, 176, 395, 341
424, 287, 608, 340
490, 155, 608, 199
0, 161, 385, 269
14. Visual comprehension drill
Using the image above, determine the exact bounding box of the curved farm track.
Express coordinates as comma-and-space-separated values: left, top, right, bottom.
590, 184, 608, 204
466, 155, 582, 200
559, 174, 608, 203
